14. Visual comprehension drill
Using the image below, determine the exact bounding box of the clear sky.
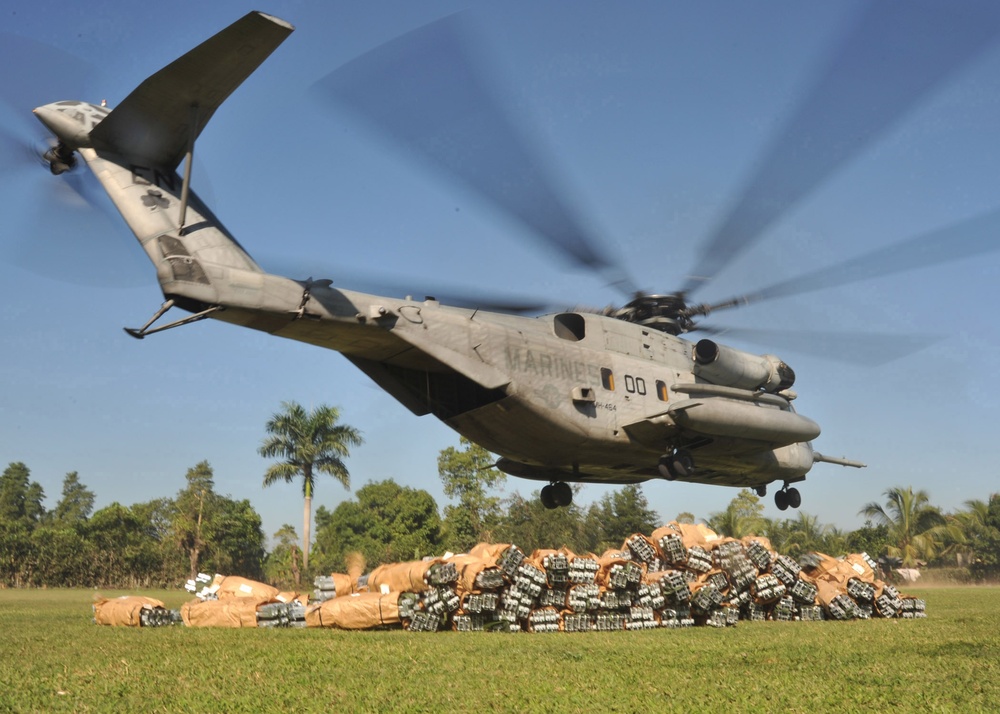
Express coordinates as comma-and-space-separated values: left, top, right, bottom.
3, 0, 999, 544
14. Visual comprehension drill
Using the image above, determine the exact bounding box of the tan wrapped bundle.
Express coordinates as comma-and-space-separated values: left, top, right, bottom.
444, 554, 501, 595
330, 573, 356, 597
305, 592, 401, 629
741, 535, 773, 552
274, 591, 310, 605
843, 554, 877, 583
468, 542, 508, 564
93, 596, 165, 627
210, 574, 280, 601
181, 598, 260, 628
368, 559, 441, 593
674, 522, 722, 549
809, 555, 861, 588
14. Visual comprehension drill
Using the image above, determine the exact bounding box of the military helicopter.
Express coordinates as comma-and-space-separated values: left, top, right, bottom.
21, 8, 1000, 511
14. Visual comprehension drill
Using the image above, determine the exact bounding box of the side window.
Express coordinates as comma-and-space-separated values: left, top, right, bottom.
656, 380, 669, 401
600, 367, 615, 391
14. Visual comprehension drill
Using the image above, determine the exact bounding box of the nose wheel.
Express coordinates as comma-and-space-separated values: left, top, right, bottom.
540, 481, 572, 509
774, 484, 802, 511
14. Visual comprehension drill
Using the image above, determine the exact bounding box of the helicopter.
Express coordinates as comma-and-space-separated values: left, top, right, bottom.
20, 7, 1000, 512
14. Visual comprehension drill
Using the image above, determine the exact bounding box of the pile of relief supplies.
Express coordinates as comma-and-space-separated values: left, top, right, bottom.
92, 521, 926, 630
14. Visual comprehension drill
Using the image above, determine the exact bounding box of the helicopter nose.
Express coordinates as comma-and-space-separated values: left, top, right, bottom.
32, 103, 90, 147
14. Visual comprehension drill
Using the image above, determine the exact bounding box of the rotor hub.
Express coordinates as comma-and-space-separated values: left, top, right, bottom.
608, 293, 697, 335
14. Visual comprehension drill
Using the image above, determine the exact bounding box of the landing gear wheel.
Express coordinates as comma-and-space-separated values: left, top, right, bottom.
659, 450, 694, 480
540, 484, 557, 510
552, 481, 572, 508
787, 487, 802, 509
755, 485, 767, 498
774, 489, 789, 511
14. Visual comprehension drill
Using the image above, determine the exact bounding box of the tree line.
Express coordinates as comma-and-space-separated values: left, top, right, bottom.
3, 401, 999, 588
0, 460, 265, 588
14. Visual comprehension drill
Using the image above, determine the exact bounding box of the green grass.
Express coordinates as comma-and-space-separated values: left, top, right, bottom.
0, 587, 997, 712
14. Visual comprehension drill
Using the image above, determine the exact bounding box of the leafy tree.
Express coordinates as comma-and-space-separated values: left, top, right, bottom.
0, 462, 45, 527
846, 520, 891, 558
784, 511, 841, 555
204, 496, 266, 580
675, 512, 696, 525
170, 462, 266, 581
259, 401, 363, 571
964, 494, 1000, 579
0, 520, 34, 587
132, 497, 185, 582
437, 438, 506, 552
951, 498, 999, 568
265, 524, 302, 587
51, 472, 95, 525
172, 461, 215, 581
312, 480, 441, 571
496, 487, 593, 554
85, 503, 164, 588
29, 525, 91, 587
819, 526, 849, 556
859, 486, 960, 567
586, 485, 659, 552
707, 490, 766, 539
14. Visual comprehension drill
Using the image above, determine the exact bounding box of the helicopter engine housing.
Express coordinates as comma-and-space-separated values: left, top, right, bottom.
693, 339, 795, 393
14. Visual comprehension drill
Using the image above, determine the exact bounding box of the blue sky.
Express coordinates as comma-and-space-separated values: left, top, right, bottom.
3, 0, 999, 544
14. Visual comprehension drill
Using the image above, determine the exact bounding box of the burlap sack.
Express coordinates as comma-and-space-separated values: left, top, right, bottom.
210, 575, 280, 601
443, 554, 495, 595
468, 543, 510, 565
367, 560, 440, 594
843, 554, 876, 583
808, 554, 860, 587
181, 598, 260, 628
274, 591, 310, 605
741, 535, 774, 551
674, 522, 722, 549
93, 596, 165, 627
815, 578, 851, 609
330, 573, 356, 597
305, 592, 401, 629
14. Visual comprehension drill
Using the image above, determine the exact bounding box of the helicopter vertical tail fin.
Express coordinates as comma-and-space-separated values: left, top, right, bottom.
32, 12, 294, 301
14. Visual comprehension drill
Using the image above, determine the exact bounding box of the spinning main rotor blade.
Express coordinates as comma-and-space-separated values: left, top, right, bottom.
682, 0, 1000, 296
700, 327, 932, 366
313, 14, 634, 294
702, 206, 1000, 314
261, 258, 556, 314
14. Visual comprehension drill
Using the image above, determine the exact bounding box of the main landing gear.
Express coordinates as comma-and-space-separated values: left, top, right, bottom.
658, 449, 694, 481
540, 481, 572, 510
774, 484, 802, 511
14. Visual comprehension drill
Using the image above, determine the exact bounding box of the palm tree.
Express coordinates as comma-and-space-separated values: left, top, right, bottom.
259, 401, 363, 571
858, 486, 957, 567
783, 512, 827, 556
950, 498, 994, 566
706, 490, 766, 538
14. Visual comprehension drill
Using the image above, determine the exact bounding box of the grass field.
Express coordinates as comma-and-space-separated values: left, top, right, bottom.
0, 587, 997, 712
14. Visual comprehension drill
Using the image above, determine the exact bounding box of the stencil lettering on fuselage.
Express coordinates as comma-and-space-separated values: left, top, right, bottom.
504, 345, 602, 384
